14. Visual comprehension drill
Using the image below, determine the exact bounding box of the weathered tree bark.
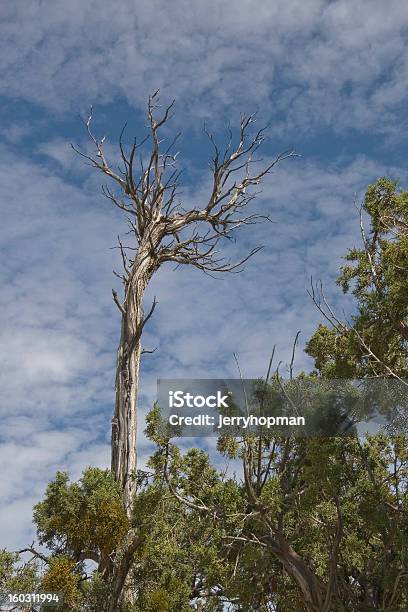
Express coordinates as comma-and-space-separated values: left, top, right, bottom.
111, 250, 156, 516
106, 533, 140, 612
269, 538, 328, 612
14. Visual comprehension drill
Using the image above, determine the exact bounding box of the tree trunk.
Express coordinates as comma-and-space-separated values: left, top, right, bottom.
111, 252, 153, 517
106, 532, 140, 612
278, 546, 326, 611
267, 535, 334, 612
111, 309, 142, 517
108, 251, 155, 610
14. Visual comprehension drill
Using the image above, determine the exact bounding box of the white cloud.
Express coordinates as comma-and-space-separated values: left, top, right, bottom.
1, 1, 408, 135
0, 121, 33, 144
0, 423, 109, 549
37, 139, 83, 172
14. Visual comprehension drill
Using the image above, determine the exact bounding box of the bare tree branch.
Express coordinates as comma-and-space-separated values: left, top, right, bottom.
16, 543, 48, 564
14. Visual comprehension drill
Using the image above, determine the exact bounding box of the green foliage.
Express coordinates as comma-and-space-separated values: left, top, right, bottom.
81, 571, 112, 612
23, 468, 130, 610
130, 444, 245, 610
0, 549, 40, 601
40, 555, 82, 610
307, 177, 408, 379
33, 468, 129, 559
161, 434, 408, 609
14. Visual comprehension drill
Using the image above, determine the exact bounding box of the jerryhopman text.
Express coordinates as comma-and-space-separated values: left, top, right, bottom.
168, 413, 306, 429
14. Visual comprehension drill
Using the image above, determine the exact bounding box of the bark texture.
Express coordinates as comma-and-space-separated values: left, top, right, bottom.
107, 532, 140, 612
111, 251, 155, 515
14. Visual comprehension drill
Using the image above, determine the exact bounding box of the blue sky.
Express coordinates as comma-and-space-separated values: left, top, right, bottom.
1, 0, 408, 550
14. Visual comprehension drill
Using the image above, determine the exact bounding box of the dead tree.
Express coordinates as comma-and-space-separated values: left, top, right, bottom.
73, 91, 295, 608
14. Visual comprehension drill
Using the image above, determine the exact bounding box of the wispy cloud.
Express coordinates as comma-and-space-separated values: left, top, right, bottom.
1, 1, 408, 135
